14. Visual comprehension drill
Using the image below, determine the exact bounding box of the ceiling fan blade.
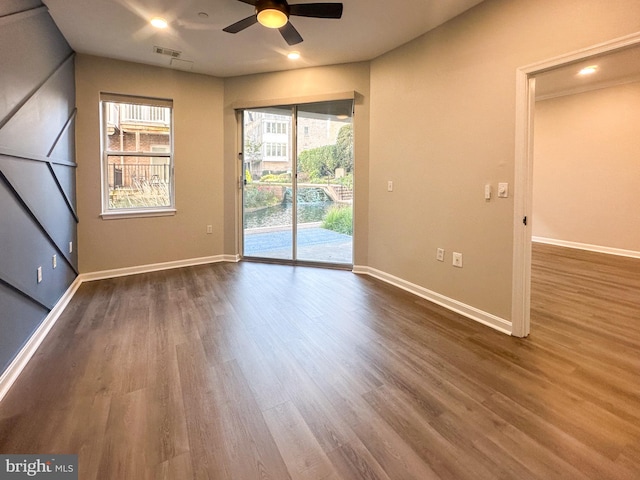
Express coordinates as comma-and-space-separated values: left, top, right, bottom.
223, 15, 258, 33
279, 22, 303, 45
237, 0, 257, 5
289, 3, 343, 19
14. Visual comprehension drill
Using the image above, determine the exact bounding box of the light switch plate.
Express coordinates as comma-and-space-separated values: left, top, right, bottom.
498, 183, 509, 198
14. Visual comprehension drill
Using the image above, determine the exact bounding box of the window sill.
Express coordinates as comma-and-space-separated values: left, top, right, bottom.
100, 209, 176, 220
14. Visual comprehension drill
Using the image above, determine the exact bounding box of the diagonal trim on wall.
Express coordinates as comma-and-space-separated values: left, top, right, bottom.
0, 5, 47, 26
45, 108, 79, 221
47, 108, 76, 159
0, 153, 78, 224
47, 162, 78, 223
0, 0, 77, 383
0, 276, 52, 312
0, 151, 76, 168
0, 52, 74, 131
0, 170, 78, 275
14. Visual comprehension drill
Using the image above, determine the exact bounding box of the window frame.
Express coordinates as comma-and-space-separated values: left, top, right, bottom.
99, 93, 175, 219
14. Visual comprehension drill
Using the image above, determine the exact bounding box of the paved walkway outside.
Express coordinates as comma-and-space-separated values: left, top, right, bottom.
244, 225, 353, 264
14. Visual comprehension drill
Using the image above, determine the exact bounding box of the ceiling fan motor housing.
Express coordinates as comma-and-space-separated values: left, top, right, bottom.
256, 0, 290, 18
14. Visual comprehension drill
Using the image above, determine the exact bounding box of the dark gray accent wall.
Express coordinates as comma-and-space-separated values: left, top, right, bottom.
0, 2, 76, 374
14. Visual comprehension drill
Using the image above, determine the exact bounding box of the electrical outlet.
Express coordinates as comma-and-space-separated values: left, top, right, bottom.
206, 225, 213, 234
37, 266, 43, 283
52, 254, 57, 269
436, 248, 445, 262
452, 252, 463, 268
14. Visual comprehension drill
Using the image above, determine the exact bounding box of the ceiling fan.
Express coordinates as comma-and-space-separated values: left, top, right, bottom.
223, 0, 344, 46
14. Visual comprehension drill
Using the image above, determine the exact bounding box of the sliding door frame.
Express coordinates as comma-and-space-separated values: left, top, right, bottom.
236, 95, 355, 268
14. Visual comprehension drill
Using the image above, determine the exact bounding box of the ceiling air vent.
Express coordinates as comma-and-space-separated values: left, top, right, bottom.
170, 58, 194, 71
153, 46, 181, 58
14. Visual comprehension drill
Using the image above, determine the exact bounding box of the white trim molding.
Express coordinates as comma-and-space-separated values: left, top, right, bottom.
353, 266, 512, 336
532, 237, 640, 259
0, 277, 83, 402
80, 254, 239, 282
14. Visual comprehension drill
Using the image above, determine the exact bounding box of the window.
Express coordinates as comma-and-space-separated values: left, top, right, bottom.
264, 142, 287, 158
100, 94, 174, 216
264, 121, 288, 135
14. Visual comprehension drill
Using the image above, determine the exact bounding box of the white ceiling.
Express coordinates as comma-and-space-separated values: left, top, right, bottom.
535, 45, 640, 100
42, 0, 485, 77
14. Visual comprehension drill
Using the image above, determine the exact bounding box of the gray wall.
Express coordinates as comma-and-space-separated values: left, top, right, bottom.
0, 2, 77, 373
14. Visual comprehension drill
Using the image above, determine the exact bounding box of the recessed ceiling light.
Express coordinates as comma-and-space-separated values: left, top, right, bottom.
287, 51, 301, 60
578, 65, 598, 76
150, 17, 168, 29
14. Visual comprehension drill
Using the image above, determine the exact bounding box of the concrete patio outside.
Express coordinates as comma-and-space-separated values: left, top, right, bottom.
243, 223, 353, 264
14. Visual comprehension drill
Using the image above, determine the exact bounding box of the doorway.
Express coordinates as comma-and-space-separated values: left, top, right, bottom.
512, 33, 640, 337
241, 100, 354, 267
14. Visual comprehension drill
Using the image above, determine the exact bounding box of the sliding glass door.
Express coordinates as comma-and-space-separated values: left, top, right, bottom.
295, 101, 353, 263
242, 106, 294, 261
242, 100, 353, 266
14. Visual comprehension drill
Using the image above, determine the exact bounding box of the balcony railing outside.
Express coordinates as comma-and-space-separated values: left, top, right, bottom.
107, 163, 171, 209
107, 103, 170, 130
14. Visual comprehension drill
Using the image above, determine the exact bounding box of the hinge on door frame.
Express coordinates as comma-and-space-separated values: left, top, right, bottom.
523, 216, 527, 226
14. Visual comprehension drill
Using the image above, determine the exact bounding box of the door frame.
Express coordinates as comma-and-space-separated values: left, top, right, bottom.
237, 100, 355, 267
511, 31, 640, 337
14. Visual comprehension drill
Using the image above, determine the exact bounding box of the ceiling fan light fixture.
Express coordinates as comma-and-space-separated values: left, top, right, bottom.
223, 0, 343, 45
257, 8, 288, 28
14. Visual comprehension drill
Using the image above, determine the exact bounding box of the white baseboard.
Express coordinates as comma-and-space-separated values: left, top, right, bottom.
80, 254, 238, 282
0, 254, 240, 403
532, 236, 640, 259
0, 277, 83, 402
353, 265, 512, 335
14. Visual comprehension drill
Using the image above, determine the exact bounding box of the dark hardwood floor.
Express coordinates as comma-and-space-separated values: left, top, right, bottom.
1, 244, 639, 479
